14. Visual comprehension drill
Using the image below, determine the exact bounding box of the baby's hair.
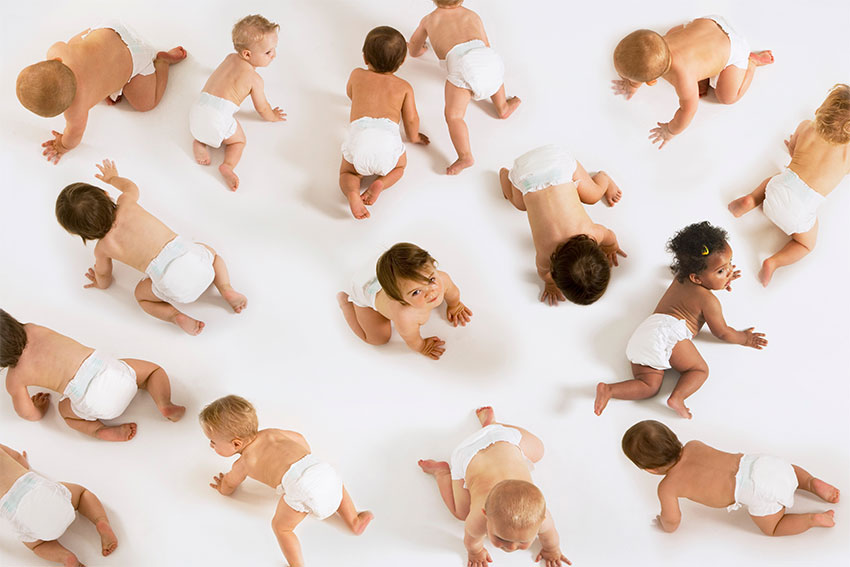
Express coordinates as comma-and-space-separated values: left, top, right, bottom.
362, 26, 407, 74
622, 420, 683, 470
199, 395, 259, 440
16, 60, 77, 117
550, 235, 610, 305
376, 243, 437, 305
484, 480, 546, 531
815, 83, 850, 145
613, 29, 670, 82
232, 14, 280, 53
0, 310, 27, 368
55, 183, 117, 243
667, 221, 728, 282
433, 0, 463, 7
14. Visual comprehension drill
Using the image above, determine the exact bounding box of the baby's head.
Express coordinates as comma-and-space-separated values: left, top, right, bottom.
376, 243, 442, 307
550, 235, 610, 305
362, 26, 407, 74
622, 420, 683, 473
55, 182, 117, 243
0, 310, 27, 368
667, 221, 733, 290
433, 0, 464, 7
16, 60, 77, 117
483, 480, 546, 552
199, 395, 259, 457
232, 14, 280, 67
614, 29, 671, 84
815, 83, 850, 145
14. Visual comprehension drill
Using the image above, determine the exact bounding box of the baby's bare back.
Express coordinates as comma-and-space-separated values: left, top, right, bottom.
240, 429, 311, 488
201, 54, 256, 106
98, 200, 177, 272
348, 69, 408, 123
0, 450, 29, 497
464, 441, 533, 505
665, 441, 741, 508
654, 280, 710, 335
524, 183, 594, 262
7, 324, 93, 394
790, 121, 850, 195
423, 6, 487, 59
665, 18, 731, 82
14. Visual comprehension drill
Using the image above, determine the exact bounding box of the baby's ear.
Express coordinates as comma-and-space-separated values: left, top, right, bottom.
51, 56, 63, 62
688, 273, 701, 285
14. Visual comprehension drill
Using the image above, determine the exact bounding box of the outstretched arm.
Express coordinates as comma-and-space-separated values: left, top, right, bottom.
702, 294, 767, 348
210, 457, 248, 496
440, 271, 472, 327
408, 19, 429, 57
650, 78, 699, 148
94, 159, 140, 201
400, 87, 429, 145
656, 481, 682, 532
596, 225, 627, 267
536, 513, 572, 566
464, 512, 492, 567
537, 254, 565, 306
785, 120, 808, 156
42, 107, 89, 164
396, 315, 445, 360
0, 443, 30, 469
250, 74, 286, 122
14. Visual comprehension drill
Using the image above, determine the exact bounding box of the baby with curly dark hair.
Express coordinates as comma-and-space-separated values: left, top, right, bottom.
595, 221, 767, 419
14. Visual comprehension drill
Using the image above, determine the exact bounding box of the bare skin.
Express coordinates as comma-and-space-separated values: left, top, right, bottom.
728, 118, 850, 286
36, 27, 186, 164
594, 243, 767, 418
205, 427, 372, 567
499, 163, 626, 305
337, 265, 472, 359
612, 18, 773, 147
74, 160, 246, 334
340, 64, 430, 219
409, 3, 520, 175
192, 31, 285, 190
646, 440, 838, 536
418, 407, 570, 567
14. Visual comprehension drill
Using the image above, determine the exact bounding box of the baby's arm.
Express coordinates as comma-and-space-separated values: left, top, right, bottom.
463, 510, 492, 567
785, 120, 809, 156
536, 512, 572, 566
95, 159, 139, 200
6, 381, 49, 421
408, 18, 429, 57
400, 85, 429, 145
0, 443, 30, 469
210, 456, 248, 496
649, 77, 699, 148
42, 107, 89, 164
395, 313, 445, 360
656, 479, 682, 532
537, 254, 565, 306
440, 271, 472, 327
84, 244, 114, 289
702, 294, 767, 349
249, 73, 286, 122
594, 224, 627, 267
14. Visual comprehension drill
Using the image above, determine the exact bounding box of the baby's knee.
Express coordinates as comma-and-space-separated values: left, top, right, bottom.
364, 330, 391, 346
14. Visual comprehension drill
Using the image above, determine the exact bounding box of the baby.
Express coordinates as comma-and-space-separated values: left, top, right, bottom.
622, 420, 839, 536
200, 395, 373, 567
728, 84, 850, 286
190, 14, 286, 191
340, 26, 429, 219
419, 407, 571, 567
337, 242, 472, 360
594, 222, 767, 419
1, 309, 184, 442
499, 144, 625, 305
409, 0, 520, 175
17, 23, 186, 164
0, 443, 117, 566
55, 159, 247, 335
612, 17, 773, 148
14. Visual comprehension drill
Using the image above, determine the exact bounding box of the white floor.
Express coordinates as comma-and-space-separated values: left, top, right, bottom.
1, 1, 848, 566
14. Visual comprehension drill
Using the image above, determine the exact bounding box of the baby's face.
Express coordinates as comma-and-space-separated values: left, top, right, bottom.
485, 519, 537, 552
204, 428, 239, 457
399, 266, 444, 309
695, 242, 734, 290
246, 32, 279, 67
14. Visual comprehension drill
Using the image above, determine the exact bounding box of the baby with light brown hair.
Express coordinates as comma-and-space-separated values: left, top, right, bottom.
419, 407, 571, 567
17, 23, 186, 164
200, 395, 372, 567
728, 84, 850, 286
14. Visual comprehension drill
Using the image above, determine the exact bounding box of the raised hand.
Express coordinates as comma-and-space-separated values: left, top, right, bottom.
725, 266, 742, 291
611, 78, 639, 100
94, 159, 119, 184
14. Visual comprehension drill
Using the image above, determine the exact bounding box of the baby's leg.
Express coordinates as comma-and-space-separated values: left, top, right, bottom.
759, 222, 818, 287
594, 364, 664, 416
192, 139, 210, 166
749, 507, 835, 536
134, 278, 204, 336
271, 498, 308, 567
728, 176, 770, 217
362, 153, 407, 206
58, 398, 137, 442
499, 168, 526, 211
24, 540, 81, 567
417, 459, 470, 520
198, 245, 248, 313
666, 340, 709, 419
130, 360, 185, 421
792, 465, 840, 503
336, 293, 392, 345
714, 51, 773, 104
339, 158, 369, 219
476, 406, 545, 463
121, 47, 187, 111
219, 121, 246, 191
489, 85, 521, 119
62, 483, 117, 556
335, 486, 374, 535
574, 162, 622, 207
444, 82, 474, 175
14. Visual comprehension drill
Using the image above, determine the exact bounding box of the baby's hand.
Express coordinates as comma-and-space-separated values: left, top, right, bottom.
94, 159, 119, 184
467, 548, 492, 567
536, 548, 572, 567
649, 122, 674, 149
541, 283, 566, 306
742, 327, 768, 350
31, 392, 50, 417
611, 78, 639, 100
413, 132, 430, 145
41, 130, 68, 164
447, 302, 473, 327
601, 243, 627, 267
270, 107, 287, 122
725, 266, 742, 291
210, 473, 228, 494
83, 267, 106, 289
420, 336, 446, 360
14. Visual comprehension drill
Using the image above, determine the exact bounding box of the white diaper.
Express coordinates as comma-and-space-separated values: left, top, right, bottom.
443, 39, 505, 101
0, 472, 75, 543
346, 267, 382, 310
508, 144, 577, 195
277, 454, 343, 520
93, 22, 158, 102
704, 15, 751, 89
189, 93, 240, 148
62, 350, 137, 422
341, 117, 406, 176
144, 237, 215, 304
727, 454, 797, 517
763, 168, 824, 235
626, 314, 693, 371
450, 424, 525, 487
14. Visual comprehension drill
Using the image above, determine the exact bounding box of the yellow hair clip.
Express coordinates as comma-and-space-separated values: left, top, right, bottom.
701, 245, 710, 256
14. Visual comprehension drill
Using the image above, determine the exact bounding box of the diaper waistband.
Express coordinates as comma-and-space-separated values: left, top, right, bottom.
197, 92, 241, 113
0, 473, 42, 517
145, 237, 189, 280
63, 350, 106, 400
444, 39, 488, 61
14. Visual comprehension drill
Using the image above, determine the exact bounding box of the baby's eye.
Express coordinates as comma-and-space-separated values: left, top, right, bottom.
412, 290, 421, 296
429, 277, 436, 283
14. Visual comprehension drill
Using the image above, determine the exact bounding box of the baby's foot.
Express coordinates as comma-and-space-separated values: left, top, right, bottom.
749, 50, 774, 66
594, 383, 612, 416
447, 155, 474, 175
667, 397, 693, 419
602, 176, 622, 206
156, 46, 187, 64
475, 406, 495, 427
219, 164, 239, 191
161, 403, 186, 422
758, 258, 777, 287
418, 459, 450, 476
193, 140, 210, 165
175, 313, 205, 335
347, 193, 370, 220
810, 478, 841, 503
96, 520, 118, 556
362, 179, 384, 205
222, 287, 247, 313
352, 511, 374, 535
728, 194, 756, 217
498, 96, 522, 119
95, 423, 137, 442
812, 510, 835, 528
698, 79, 710, 98
499, 167, 512, 200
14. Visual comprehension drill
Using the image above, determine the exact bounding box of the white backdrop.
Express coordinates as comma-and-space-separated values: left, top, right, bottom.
1, 1, 848, 566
